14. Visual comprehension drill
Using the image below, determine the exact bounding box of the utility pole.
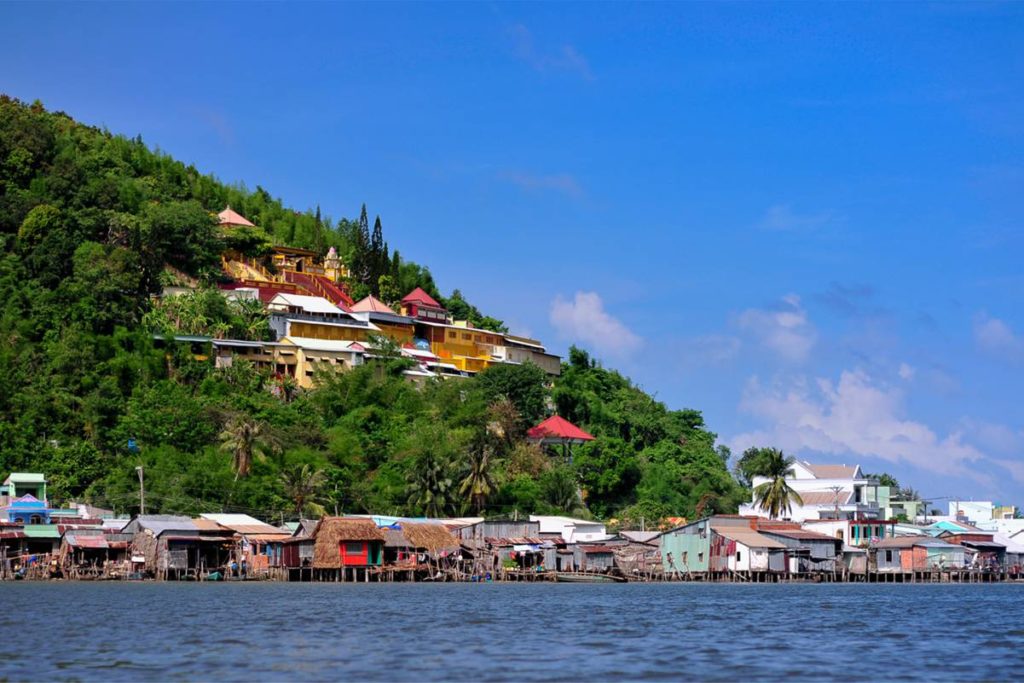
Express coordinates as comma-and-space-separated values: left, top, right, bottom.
829, 486, 843, 520
135, 465, 145, 515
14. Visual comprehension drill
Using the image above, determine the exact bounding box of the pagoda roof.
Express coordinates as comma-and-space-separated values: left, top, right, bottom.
401, 287, 443, 309
352, 295, 398, 315
527, 415, 595, 444
218, 206, 255, 227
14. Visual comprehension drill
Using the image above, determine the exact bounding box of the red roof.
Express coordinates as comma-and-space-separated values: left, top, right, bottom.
527, 415, 595, 443
401, 287, 443, 309
218, 206, 255, 227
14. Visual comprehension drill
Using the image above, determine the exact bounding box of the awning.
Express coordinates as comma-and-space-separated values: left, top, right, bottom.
67, 535, 109, 549
962, 541, 1005, 550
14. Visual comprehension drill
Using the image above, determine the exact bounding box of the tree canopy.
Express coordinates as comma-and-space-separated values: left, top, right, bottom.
0, 96, 742, 525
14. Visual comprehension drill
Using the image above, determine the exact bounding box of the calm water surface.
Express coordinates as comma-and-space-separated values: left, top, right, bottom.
1, 582, 1022, 681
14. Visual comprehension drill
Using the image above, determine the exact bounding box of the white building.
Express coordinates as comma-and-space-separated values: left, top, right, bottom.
948, 501, 993, 525
530, 515, 608, 543
739, 461, 886, 523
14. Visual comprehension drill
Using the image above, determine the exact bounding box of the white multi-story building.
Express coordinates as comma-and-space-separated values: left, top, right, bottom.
739, 461, 886, 523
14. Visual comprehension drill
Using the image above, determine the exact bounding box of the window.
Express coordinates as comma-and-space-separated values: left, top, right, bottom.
736, 551, 742, 562
682, 551, 688, 564
698, 552, 704, 562
462, 333, 471, 341
344, 542, 364, 554
885, 550, 893, 563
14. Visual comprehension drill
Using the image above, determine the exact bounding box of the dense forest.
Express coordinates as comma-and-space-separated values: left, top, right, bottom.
0, 96, 746, 524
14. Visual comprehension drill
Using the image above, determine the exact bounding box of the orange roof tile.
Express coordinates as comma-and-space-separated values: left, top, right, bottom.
352, 295, 398, 315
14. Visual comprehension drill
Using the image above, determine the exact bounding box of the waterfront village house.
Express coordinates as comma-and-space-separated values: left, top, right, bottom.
453, 519, 552, 572
60, 528, 131, 578
1, 473, 51, 524
754, 520, 842, 573
938, 528, 1007, 567
311, 517, 386, 576
573, 545, 616, 572
660, 516, 788, 577
200, 514, 291, 572
530, 515, 608, 544
872, 536, 967, 573
282, 520, 318, 577
123, 515, 236, 580
382, 521, 461, 568
739, 461, 889, 524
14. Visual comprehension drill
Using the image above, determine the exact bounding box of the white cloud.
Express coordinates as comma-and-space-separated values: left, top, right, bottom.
501, 171, 583, 199
509, 24, 595, 81
736, 294, 817, 362
550, 291, 641, 357
758, 204, 835, 232
730, 369, 986, 479
685, 334, 742, 364
973, 312, 1023, 362
898, 362, 915, 380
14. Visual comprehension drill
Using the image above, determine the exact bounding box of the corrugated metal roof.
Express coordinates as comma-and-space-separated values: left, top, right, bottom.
200, 514, 282, 535
579, 545, 614, 554
132, 516, 197, 536
66, 534, 109, 549
761, 528, 838, 542
712, 526, 787, 549
22, 525, 61, 539
270, 293, 344, 315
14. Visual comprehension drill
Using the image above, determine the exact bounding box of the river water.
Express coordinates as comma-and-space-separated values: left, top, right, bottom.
2, 582, 1022, 680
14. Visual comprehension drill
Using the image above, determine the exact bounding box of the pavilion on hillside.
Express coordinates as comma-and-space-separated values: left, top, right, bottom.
218, 206, 256, 228
527, 415, 595, 463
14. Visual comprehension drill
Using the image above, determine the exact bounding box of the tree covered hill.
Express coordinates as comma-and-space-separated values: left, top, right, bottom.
0, 95, 744, 522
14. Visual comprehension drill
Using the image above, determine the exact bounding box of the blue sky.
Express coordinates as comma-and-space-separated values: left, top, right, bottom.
3, 2, 1022, 505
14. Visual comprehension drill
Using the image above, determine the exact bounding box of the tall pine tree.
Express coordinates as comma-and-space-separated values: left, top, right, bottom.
314, 205, 324, 256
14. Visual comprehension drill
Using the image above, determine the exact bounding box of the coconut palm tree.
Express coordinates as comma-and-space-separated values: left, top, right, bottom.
752, 448, 803, 519
280, 464, 327, 516
407, 448, 456, 518
218, 413, 279, 480
459, 445, 497, 514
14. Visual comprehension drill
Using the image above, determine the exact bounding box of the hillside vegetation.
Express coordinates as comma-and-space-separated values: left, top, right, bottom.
0, 96, 743, 522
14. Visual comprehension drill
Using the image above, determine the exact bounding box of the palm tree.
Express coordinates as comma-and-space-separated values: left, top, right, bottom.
218, 413, 279, 480
407, 448, 456, 518
279, 464, 327, 517
459, 446, 497, 514
752, 448, 803, 519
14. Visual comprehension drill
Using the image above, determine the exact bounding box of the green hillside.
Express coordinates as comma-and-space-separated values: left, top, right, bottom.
0, 95, 743, 522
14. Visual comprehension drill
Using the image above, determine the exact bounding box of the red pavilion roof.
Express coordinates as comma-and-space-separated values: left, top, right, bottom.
401, 287, 443, 309
527, 415, 595, 443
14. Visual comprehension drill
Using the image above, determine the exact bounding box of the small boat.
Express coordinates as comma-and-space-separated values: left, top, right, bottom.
554, 572, 626, 583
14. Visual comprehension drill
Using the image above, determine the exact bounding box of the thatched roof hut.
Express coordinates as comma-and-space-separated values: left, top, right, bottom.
312, 517, 386, 569
401, 522, 459, 554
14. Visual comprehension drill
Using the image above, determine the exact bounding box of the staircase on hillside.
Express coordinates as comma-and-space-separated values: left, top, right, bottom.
283, 270, 352, 310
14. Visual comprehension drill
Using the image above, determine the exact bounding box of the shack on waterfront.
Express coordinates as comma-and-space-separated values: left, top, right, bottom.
311, 517, 385, 580
872, 536, 966, 572
123, 515, 236, 580
201, 513, 291, 575
756, 521, 841, 573
661, 516, 787, 578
